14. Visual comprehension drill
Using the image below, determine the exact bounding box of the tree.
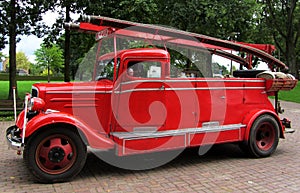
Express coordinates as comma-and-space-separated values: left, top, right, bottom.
6, 51, 31, 73
16, 52, 31, 72
260, 0, 300, 78
44, 0, 87, 82
34, 43, 64, 82
155, 0, 260, 42
0, 51, 6, 59
0, 0, 54, 99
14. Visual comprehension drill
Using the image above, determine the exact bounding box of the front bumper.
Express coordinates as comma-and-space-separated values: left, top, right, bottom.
6, 125, 23, 151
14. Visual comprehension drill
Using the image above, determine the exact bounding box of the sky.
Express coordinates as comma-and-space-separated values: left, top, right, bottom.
3, 11, 60, 63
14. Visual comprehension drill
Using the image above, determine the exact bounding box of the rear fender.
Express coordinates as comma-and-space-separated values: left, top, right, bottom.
242, 109, 284, 140
23, 111, 115, 150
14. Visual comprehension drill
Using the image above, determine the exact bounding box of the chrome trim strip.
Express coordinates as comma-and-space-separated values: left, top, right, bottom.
123, 138, 125, 155
111, 123, 245, 140
133, 127, 158, 133
121, 79, 265, 85
50, 98, 100, 102
46, 91, 109, 94
45, 109, 60, 114
121, 80, 163, 85
165, 87, 265, 91
115, 86, 265, 94
167, 79, 265, 83
115, 88, 163, 94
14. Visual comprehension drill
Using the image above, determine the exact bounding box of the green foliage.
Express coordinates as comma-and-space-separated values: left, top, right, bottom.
1, 1, 299, 86
16, 52, 31, 72
0, 51, 7, 59
259, 0, 300, 78
212, 62, 230, 75
0, 111, 17, 121
0, 0, 55, 49
5, 52, 31, 71
0, 0, 55, 99
34, 43, 64, 78
59, 32, 96, 80
74, 44, 97, 81
155, 0, 260, 42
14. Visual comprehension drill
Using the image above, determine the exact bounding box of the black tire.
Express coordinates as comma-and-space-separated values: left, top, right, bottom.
23, 127, 87, 183
240, 114, 280, 158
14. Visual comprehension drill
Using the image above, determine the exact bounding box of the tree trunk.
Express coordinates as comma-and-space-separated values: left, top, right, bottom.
285, 0, 299, 79
8, 0, 17, 100
286, 39, 298, 79
64, 5, 71, 82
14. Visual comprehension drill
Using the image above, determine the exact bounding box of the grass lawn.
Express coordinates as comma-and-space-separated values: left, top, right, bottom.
277, 82, 300, 103
0, 80, 49, 100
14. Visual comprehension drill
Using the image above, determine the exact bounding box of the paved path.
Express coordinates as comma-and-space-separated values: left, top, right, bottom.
1, 101, 300, 192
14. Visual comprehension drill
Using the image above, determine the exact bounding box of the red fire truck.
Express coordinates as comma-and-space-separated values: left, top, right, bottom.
6, 15, 297, 183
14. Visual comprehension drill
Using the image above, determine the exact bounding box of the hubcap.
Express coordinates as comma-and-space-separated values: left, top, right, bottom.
36, 135, 76, 175
48, 147, 65, 163
256, 122, 275, 151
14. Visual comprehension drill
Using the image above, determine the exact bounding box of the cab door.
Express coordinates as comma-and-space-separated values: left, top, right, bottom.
112, 59, 166, 133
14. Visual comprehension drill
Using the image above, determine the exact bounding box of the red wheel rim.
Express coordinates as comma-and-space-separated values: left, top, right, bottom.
255, 122, 275, 151
35, 134, 77, 175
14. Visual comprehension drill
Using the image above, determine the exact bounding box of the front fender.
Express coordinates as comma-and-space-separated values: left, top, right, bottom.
20, 111, 115, 150
242, 109, 284, 141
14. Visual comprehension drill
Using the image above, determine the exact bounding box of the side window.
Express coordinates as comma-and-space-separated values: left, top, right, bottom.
170, 64, 200, 78
127, 61, 162, 78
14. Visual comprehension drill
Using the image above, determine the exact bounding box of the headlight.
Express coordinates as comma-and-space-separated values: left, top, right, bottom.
28, 97, 45, 111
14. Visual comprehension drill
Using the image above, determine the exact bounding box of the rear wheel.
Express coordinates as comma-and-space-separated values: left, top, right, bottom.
240, 115, 280, 158
24, 127, 87, 183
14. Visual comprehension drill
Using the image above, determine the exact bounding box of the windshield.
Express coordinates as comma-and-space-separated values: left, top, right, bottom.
95, 58, 119, 80
74, 37, 116, 82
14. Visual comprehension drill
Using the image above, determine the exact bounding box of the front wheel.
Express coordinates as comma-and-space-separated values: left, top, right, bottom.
240, 114, 280, 158
24, 127, 87, 183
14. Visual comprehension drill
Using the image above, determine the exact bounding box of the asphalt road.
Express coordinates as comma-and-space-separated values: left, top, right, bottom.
1, 100, 300, 192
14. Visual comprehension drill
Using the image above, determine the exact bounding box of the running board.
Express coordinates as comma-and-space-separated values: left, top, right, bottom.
111, 124, 246, 156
